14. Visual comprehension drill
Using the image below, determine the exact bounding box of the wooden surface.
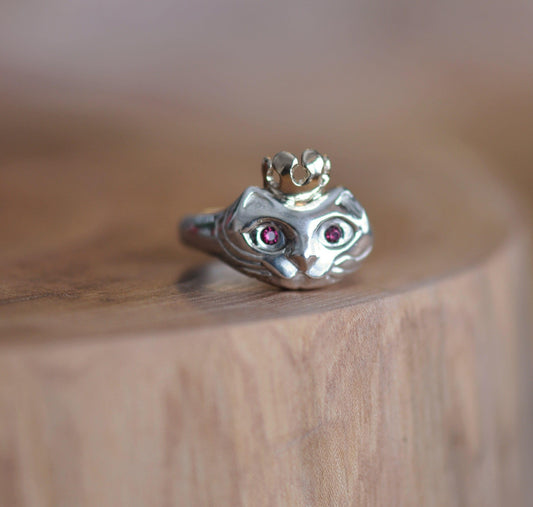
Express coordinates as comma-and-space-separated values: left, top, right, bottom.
0, 102, 527, 340
0, 99, 531, 505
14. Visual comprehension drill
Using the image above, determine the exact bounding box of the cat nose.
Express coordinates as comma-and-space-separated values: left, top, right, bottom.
292, 255, 318, 271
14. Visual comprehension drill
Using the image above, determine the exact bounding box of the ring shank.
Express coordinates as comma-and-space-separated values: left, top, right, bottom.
179, 210, 223, 255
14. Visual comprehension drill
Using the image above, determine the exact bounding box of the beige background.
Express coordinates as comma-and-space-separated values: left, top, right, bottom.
1, 0, 532, 205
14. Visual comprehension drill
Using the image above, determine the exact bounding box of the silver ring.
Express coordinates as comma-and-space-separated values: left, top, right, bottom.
179, 149, 373, 289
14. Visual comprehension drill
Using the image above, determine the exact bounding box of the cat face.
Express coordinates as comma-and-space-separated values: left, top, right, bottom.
216, 186, 373, 289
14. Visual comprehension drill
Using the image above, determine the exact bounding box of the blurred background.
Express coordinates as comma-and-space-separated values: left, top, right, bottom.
1, 1, 533, 172
1, 0, 532, 215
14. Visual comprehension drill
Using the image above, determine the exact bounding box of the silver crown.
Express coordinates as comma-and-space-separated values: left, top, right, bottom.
261, 149, 331, 203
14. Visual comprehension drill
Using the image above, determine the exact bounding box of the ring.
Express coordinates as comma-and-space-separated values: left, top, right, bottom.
179, 149, 373, 289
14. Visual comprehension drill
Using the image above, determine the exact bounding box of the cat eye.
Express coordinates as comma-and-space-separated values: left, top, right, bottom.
319, 219, 356, 248
324, 224, 343, 244
244, 222, 287, 252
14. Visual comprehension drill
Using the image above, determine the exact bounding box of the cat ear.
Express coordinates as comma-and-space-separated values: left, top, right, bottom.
334, 189, 364, 219
238, 187, 277, 213
228, 187, 279, 231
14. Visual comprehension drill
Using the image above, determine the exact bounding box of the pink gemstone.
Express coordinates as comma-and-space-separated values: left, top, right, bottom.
325, 225, 342, 244
261, 226, 279, 245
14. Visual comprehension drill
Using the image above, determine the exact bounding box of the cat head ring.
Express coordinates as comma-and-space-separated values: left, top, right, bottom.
179, 149, 373, 289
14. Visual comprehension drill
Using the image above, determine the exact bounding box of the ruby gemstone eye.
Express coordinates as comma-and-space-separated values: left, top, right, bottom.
260, 226, 279, 245
325, 224, 343, 244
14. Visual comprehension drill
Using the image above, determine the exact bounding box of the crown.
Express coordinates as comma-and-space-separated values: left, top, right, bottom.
261, 149, 331, 203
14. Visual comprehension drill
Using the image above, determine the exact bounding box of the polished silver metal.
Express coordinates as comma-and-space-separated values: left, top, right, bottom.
180, 149, 373, 289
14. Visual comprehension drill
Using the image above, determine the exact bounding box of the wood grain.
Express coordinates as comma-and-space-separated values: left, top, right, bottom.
0, 100, 531, 506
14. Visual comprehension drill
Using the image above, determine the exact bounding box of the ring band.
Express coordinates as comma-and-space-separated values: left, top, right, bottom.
180, 149, 373, 289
